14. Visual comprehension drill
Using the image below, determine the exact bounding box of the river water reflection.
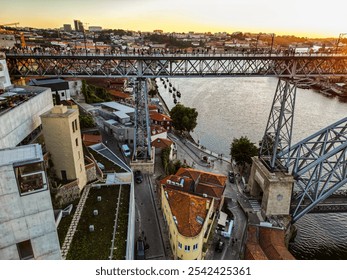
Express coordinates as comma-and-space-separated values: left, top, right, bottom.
157, 77, 347, 259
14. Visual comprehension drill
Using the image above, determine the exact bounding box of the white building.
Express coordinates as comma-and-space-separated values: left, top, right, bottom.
0, 34, 16, 49
0, 53, 11, 90
0, 144, 62, 259
89, 26, 102, 32
0, 86, 53, 148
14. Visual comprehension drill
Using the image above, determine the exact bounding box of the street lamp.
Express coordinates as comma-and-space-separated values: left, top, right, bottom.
335, 33, 347, 54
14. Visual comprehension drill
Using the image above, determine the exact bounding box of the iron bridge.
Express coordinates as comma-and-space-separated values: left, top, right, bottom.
4, 52, 347, 222
5, 53, 347, 78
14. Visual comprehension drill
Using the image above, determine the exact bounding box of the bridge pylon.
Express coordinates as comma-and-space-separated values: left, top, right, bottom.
259, 78, 297, 172
248, 78, 297, 219
130, 78, 155, 173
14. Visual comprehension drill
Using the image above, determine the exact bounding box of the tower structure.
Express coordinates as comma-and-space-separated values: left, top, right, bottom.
41, 105, 87, 190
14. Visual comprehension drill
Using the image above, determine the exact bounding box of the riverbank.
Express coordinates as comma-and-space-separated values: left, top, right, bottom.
297, 77, 347, 98
151, 78, 232, 164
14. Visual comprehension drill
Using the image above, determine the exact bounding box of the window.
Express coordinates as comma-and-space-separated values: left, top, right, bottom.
75, 138, 78, 146
193, 243, 198, 251
15, 162, 47, 195
17, 240, 34, 260
61, 170, 67, 181
72, 119, 78, 133
184, 245, 190, 252
78, 151, 81, 159
178, 242, 182, 250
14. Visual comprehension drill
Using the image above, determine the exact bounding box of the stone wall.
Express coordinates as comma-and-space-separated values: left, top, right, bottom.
249, 157, 294, 217
86, 162, 97, 183
54, 179, 80, 208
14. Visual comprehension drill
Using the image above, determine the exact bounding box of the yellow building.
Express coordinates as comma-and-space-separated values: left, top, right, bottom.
41, 105, 87, 190
161, 185, 215, 260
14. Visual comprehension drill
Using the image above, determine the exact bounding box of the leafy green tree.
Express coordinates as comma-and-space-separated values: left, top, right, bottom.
79, 114, 95, 129
230, 136, 258, 167
81, 80, 111, 103
170, 104, 198, 133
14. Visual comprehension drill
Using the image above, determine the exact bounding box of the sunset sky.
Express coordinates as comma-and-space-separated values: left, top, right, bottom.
1, 0, 345, 38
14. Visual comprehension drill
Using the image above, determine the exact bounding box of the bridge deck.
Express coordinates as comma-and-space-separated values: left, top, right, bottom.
5, 53, 347, 78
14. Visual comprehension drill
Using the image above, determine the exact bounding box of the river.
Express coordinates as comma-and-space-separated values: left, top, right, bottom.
156, 77, 347, 260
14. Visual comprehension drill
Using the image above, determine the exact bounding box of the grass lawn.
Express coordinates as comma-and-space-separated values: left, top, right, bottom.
57, 198, 80, 247
112, 184, 130, 259
66, 185, 129, 260
89, 148, 123, 173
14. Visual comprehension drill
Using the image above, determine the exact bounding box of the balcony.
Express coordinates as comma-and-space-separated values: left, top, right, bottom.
15, 161, 47, 195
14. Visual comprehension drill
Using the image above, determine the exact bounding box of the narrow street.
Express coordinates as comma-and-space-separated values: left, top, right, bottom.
170, 131, 249, 260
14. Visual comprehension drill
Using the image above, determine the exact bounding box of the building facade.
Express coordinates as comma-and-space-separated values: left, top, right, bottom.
0, 144, 61, 260
161, 186, 215, 260
0, 86, 53, 148
63, 24, 72, 32
41, 105, 87, 190
29, 77, 71, 104
0, 54, 12, 89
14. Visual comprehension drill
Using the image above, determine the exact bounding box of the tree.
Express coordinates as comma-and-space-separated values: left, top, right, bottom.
170, 104, 198, 133
230, 136, 258, 167
79, 114, 95, 129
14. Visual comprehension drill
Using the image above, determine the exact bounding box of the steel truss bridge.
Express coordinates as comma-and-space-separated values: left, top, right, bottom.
5, 53, 347, 222
5, 53, 347, 78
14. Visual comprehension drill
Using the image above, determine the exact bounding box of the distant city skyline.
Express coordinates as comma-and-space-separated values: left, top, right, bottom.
1, 0, 346, 38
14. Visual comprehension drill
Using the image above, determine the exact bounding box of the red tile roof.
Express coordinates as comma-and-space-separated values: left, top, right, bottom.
148, 104, 159, 111
151, 138, 173, 149
196, 182, 225, 198
108, 89, 132, 99
150, 125, 167, 136
164, 187, 211, 237
150, 112, 172, 122
160, 168, 227, 203
82, 134, 102, 146
245, 225, 295, 260
258, 227, 296, 260
160, 175, 194, 193
176, 168, 227, 187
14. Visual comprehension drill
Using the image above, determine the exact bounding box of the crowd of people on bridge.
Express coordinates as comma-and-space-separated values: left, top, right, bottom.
2, 44, 336, 57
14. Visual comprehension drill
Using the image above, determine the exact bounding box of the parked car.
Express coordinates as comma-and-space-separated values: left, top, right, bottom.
228, 171, 235, 183
215, 239, 225, 253
121, 144, 131, 157
136, 237, 145, 260
134, 170, 143, 184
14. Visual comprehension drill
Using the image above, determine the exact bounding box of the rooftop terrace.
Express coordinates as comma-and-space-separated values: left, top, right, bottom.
0, 85, 49, 116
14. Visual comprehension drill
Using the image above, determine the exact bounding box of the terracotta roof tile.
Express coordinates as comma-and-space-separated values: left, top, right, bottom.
82, 134, 102, 146
196, 183, 224, 198
151, 138, 173, 149
160, 175, 194, 192
245, 225, 295, 260
245, 243, 268, 260
164, 187, 211, 237
150, 124, 167, 136
258, 227, 296, 260
108, 89, 132, 99
176, 168, 227, 187
150, 112, 172, 122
